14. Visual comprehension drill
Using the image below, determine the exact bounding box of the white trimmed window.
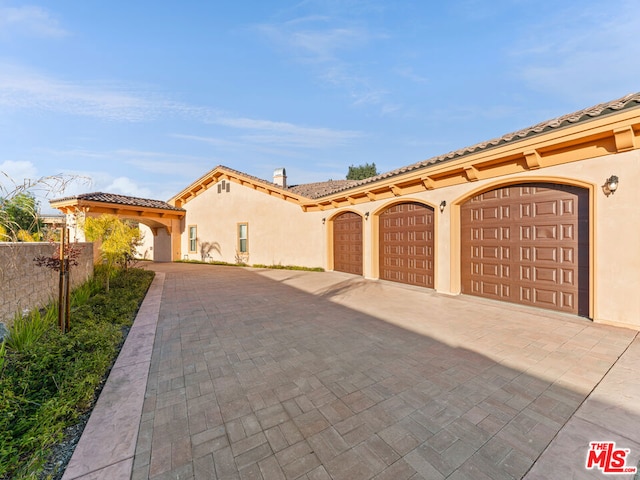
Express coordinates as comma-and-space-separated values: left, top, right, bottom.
237, 223, 248, 253
188, 225, 197, 253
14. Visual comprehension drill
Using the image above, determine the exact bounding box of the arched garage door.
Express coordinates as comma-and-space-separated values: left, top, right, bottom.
379, 202, 434, 288
461, 183, 589, 316
333, 212, 363, 275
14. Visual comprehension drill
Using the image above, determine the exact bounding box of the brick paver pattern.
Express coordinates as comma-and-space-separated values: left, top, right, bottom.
132, 264, 636, 480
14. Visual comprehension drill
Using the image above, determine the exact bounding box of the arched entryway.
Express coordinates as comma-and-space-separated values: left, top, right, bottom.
460, 182, 589, 316
332, 211, 363, 275
378, 202, 434, 288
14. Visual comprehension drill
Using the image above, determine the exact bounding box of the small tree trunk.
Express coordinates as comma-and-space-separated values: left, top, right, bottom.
65, 258, 71, 331
58, 225, 66, 332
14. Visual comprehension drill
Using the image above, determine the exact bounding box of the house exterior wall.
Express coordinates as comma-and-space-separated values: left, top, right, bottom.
137, 224, 154, 260
181, 181, 325, 268
321, 149, 640, 329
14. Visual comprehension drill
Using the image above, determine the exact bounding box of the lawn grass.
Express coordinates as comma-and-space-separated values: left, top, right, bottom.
0, 267, 155, 480
177, 258, 324, 271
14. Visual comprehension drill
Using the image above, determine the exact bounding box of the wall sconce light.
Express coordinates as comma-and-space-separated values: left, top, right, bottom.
439, 200, 447, 213
322, 217, 326, 225
364, 212, 370, 220
602, 175, 619, 196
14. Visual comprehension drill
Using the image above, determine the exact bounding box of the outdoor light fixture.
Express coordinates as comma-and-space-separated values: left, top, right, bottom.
364, 212, 370, 220
439, 200, 447, 213
322, 217, 326, 225
603, 175, 619, 196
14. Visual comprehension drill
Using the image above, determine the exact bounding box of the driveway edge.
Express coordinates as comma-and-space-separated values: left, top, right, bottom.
61, 271, 165, 480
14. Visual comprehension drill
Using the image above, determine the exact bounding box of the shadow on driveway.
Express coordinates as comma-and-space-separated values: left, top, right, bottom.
67, 262, 640, 479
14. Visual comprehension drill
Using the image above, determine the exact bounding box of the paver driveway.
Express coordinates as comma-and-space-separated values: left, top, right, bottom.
84, 263, 640, 479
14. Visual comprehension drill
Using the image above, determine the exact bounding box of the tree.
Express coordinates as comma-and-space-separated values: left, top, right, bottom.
1, 172, 85, 242
0, 192, 43, 241
83, 214, 143, 291
346, 162, 379, 180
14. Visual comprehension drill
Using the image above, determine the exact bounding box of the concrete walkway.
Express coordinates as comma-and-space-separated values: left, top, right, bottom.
63, 263, 640, 479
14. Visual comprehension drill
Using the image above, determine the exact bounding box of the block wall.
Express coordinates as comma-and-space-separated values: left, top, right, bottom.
0, 242, 94, 328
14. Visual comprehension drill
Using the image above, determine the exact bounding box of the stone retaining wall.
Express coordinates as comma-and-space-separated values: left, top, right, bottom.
0, 242, 94, 328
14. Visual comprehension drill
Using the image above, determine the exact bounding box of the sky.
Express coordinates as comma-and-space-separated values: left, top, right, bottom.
0, 0, 639, 212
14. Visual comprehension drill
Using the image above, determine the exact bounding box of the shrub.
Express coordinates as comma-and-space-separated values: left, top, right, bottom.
5, 309, 54, 353
0, 267, 154, 479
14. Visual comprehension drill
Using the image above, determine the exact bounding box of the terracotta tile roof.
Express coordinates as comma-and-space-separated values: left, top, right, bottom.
287, 180, 361, 199
199, 165, 360, 200
54, 92, 640, 206
51, 192, 185, 211
217, 165, 283, 188
309, 92, 640, 198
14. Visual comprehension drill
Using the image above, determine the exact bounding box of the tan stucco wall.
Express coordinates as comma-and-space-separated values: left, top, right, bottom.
175, 148, 638, 329
182, 182, 325, 268
322, 149, 640, 330
136, 224, 154, 259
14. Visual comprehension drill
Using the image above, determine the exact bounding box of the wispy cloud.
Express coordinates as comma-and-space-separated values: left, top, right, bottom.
0, 160, 91, 202
0, 63, 208, 122
0, 5, 69, 38
105, 177, 152, 198
259, 18, 372, 64
0, 160, 38, 192
255, 11, 400, 112
171, 133, 241, 148
395, 66, 428, 84
510, 1, 640, 102
38, 147, 209, 178
215, 115, 363, 148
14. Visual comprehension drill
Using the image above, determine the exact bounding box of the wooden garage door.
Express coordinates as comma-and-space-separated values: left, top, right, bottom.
379, 202, 434, 288
333, 212, 363, 275
461, 183, 589, 316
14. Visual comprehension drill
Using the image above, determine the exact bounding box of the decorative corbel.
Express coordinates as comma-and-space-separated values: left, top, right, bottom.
463, 165, 479, 181
524, 150, 541, 170
421, 176, 435, 190
614, 126, 636, 152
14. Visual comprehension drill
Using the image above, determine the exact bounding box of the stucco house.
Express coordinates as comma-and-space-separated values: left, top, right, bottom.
51, 92, 640, 330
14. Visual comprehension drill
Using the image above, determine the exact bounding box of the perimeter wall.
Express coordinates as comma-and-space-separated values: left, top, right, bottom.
0, 242, 94, 330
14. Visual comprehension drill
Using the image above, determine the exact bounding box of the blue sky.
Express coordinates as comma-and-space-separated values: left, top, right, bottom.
1, 0, 639, 212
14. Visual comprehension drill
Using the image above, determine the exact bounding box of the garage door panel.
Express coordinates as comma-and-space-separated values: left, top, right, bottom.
379, 202, 434, 288
534, 225, 557, 239
534, 266, 557, 283
534, 246, 557, 262
533, 288, 558, 307
461, 183, 589, 316
561, 247, 574, 264
561, 292, 574, 309
482, 263, 501, 277
561, 224, 574, 240
333, 212, 363, 275
482, 227, 500, 241
481, 206, 500, 220
481, 282, 500, 296
560, 268, 574, 285
482, 246, 501, 259
534, 201, 557, 217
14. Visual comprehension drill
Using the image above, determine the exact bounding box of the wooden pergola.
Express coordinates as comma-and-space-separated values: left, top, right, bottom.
50, 192, 186, 260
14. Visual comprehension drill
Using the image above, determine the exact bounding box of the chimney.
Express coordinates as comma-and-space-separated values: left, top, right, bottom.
273, 167, 287, 188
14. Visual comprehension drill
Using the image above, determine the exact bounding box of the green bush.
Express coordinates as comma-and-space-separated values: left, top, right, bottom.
5, 309, 53, 353
0, 267, 154, 479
